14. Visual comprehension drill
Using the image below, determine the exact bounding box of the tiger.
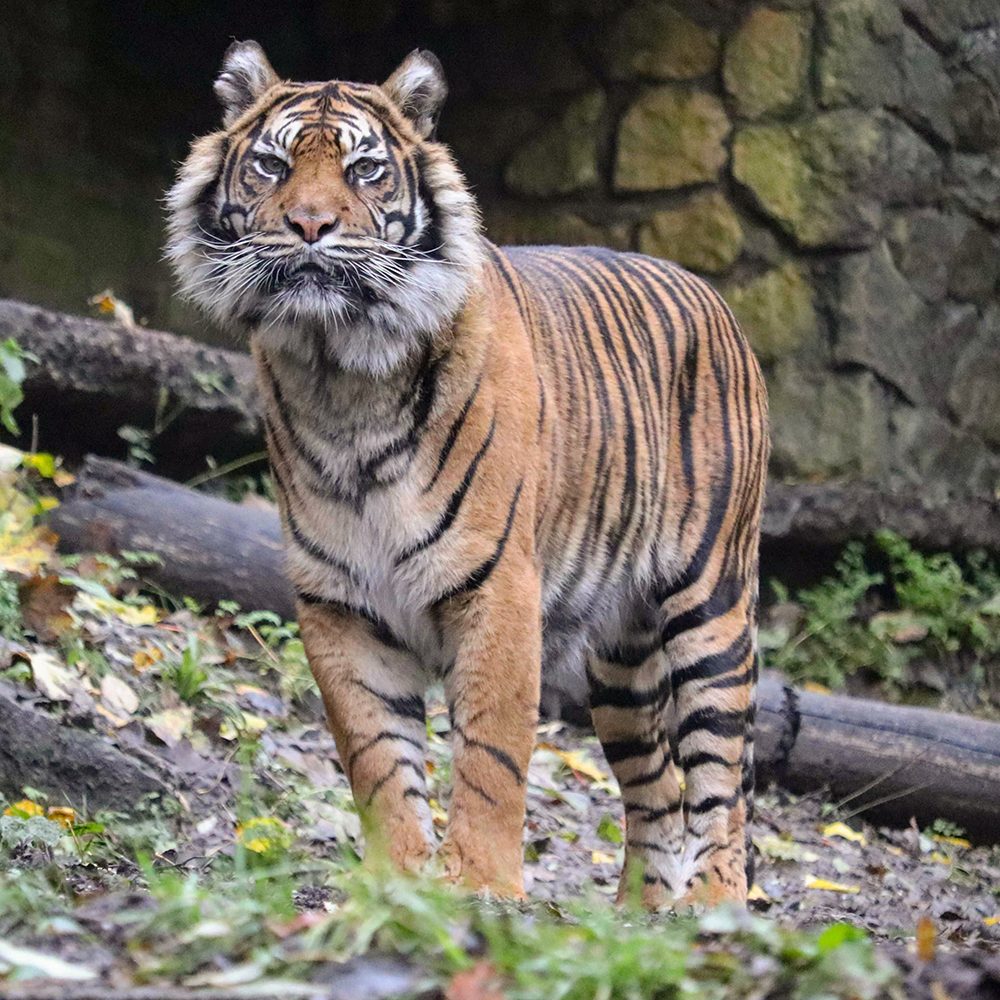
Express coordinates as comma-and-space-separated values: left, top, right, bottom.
166, 41, 769, 907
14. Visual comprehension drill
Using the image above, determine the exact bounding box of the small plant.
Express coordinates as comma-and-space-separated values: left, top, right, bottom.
0, 337, 36, 436
766, 533, 1000, 696
165, 634, 210, 703
0, 572, 23, 641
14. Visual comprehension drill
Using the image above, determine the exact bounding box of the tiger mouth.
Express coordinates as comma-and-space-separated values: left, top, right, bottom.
273, 260, 381, 305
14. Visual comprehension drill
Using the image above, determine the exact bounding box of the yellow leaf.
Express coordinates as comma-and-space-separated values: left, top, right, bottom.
984, 915, 1000, 927
77, 593, 159, 626
21, 453, 56, 478
538, 744, 607, 783
747, 883, 771, 902
132, 645, 163, 671
801, 681, 831, 695
932, 834, 971, 850
4, 799, 44, 818
928, 851, 952, 865
803, 875, 860, 894
236, 816, 291, 855
591, 850, 616, 864
46, 806, 77, 829
822, 821, 867, 847
916, 915, 936, 962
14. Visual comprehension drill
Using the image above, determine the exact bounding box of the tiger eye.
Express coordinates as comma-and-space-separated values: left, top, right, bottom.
256, 154, 287, 176
351, 157, 380, 180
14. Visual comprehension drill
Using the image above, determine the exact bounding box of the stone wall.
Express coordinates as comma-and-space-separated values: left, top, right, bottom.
1, 0, 998, 499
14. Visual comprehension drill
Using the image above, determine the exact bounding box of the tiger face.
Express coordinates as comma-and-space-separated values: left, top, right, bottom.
166, 42, 481, 374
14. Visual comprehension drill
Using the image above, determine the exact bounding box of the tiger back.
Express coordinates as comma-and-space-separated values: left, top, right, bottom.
167, 41, 769, 906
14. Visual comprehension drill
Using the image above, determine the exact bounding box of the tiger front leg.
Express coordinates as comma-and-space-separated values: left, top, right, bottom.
298, 600, 434, 873
438, 565, 542, 898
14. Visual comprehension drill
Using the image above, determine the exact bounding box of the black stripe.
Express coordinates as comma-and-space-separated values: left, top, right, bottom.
670, 627, 752, 692
397, 416, 497, 564
425, 374, 483, 493
352, 680, 425, 721
622, 755, 671, 789
601, 737, 661, 764
676, 708, 746, 744
688, 791, 741, 815
435, 480, 524, 602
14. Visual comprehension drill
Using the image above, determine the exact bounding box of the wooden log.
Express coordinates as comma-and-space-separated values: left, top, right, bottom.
5, 297, 998, 554
756, 674, 1000, 841
47, 458, 1000, 842
49, 457, 294, 620
0, 298, 261, 478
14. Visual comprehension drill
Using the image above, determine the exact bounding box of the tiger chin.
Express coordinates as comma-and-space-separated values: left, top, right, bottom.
167, 41, 769, 909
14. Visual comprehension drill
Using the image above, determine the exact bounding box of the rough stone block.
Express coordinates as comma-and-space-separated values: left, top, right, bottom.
949, 315, 1000, 448
723, 262, 818, 362
896, 27, 955, 145
948, 222, 1000, 304
767, 364, 891, 480
484, 207, 630, 250
638, 191, 743, 273
615, 87, 730, 191
951, 154, 1000, 225
732, 111, 939, 248
817, 0, 904, 108
604, 2, 721, 81
504, 92, 605, 197
886, 210, 964, 303
833, 241, 929, 405
723, 7, 811, 119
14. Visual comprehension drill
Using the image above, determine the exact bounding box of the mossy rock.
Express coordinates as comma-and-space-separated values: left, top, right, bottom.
604, 2, 720, 81
484, 208, 630, 250
504, 92, 605, 197
723, 7, 811, 119
638, 191, 743, 273
615, 87, 730, 191
817, 0, 903, 108
768, 365, 891, 480
732, 111, 887, 248
723, 262, 817, 362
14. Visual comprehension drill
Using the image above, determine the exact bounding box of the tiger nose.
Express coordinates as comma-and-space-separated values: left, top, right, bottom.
285, 210, 338, 244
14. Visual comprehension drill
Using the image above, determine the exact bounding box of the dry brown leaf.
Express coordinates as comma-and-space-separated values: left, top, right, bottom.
28, 649, 81, 702
18, 575, 75, 642
916, 915, 936, 962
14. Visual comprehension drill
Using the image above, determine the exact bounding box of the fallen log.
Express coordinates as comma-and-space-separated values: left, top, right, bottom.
47, 458, 1000, 841
5, 297, 1000, 554
0, 298, 261, 478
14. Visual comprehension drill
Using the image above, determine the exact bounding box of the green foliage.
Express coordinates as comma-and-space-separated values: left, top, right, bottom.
164, 633, 210, 703
0, 572, 23, 641
0, 337, 36, 436
766, 532, 1000, 692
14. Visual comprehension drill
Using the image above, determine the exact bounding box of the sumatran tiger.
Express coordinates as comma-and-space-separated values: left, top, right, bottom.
166, 42, 769, 907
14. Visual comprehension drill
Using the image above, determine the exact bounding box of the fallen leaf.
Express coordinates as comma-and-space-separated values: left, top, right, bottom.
101, 674, 139, 717
747, 884, 771, 903
822, 821, 867, 847
596, 813, 623, 845
537, 744, 607, 783
28, 649, 80, 702
591, 850, 616, 865
928, 851, 952, 866
46, 806, 77, 829
801, 681, 831, 695
89, 288, 137, 329
147, 706, 193, 747
446, 962, 507, 1000
916, 915, 936, 962
0, 940, 97, 981
803, 875, 860, 894
236, 816, 292, 856
984, 915, 1000, 927
754, 833, 819, 864
18, 575, 75, 641
4, 799, 43, 818
932, 834, 971, 850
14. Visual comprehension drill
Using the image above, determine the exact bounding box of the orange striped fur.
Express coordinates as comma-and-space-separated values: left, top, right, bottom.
167, 44, 769, 905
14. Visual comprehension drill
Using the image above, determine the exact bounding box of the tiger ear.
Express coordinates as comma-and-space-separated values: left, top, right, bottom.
215, 40, 279, 127
381, 49, 447, 139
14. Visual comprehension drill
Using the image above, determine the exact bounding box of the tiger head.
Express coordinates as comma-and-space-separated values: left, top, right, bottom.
166, 42, 482, 374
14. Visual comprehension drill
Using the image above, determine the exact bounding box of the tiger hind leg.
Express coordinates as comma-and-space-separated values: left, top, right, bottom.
662, 572, 758, 906
588, 643, 686, 910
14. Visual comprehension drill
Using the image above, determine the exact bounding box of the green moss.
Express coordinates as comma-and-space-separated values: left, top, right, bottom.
732, 112, 884, 247
605, 2, 720, 81
504, 92, 605, 197
615, 87, 730, 192
724, 262, 817, 361
638, 191, 743, 273
723, 7, 811, 119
